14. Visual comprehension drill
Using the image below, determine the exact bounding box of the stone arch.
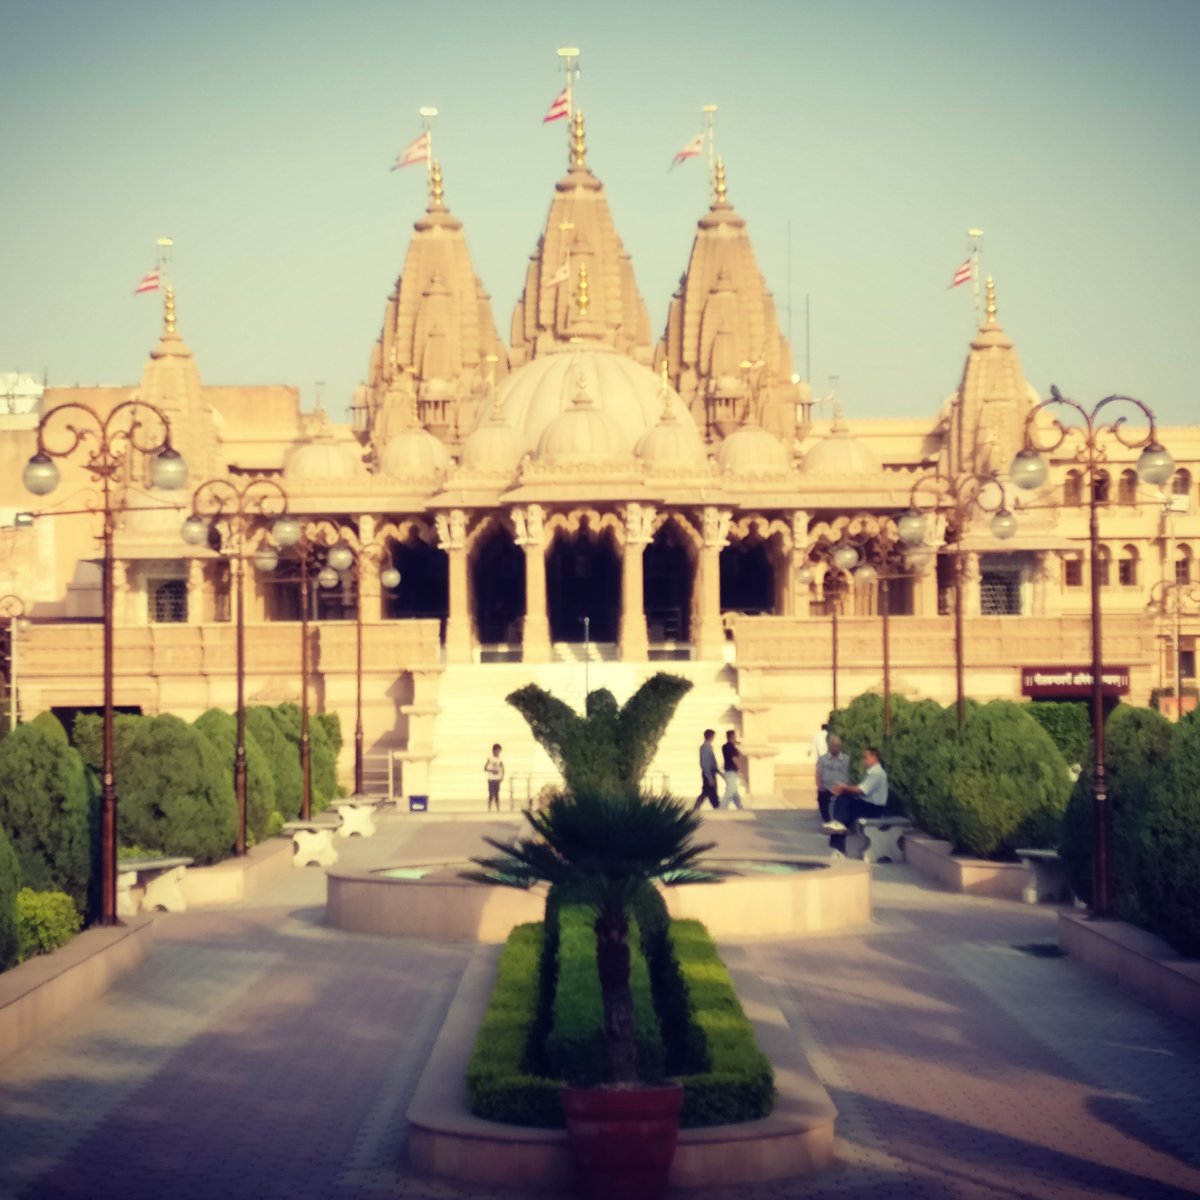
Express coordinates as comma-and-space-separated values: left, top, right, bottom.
379, 517, 448, 622
545, 513, 621, 643
469, 513, 525, 644
644, 512, 700, 644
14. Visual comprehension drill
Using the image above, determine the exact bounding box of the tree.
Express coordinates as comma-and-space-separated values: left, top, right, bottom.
0, 826, 19, 971
193, 709, 277, 842
246, 707, 302, 821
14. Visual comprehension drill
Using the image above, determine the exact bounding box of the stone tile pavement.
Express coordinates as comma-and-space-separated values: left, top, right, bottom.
1, 809, 1198, 1199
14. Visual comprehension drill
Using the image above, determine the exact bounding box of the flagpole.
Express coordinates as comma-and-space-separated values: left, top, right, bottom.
419, 106, 438, 181
702, 104, 718, 203
155, 236, 173, 289
968, 227, 983, 326
558, 46, 579, 154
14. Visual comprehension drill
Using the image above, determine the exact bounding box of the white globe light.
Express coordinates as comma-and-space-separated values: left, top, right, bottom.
905, 545, 934, 575
854, 563, 878, 584
181, 516, 208, 546
897, 509, 927, 546
380, 567, 401, 589
1136, 442, 1174, 486
254, 548, 279, 573
150, 447, 188, 490
795, 564, 814, 586
832, 543, 859, 572
23, 454, 60, 496
991, 509, 1018, 540
1010, 448, 1048, 491
317, 565, 340, 589
327, 543, 354, 572
272, 516, 302, 548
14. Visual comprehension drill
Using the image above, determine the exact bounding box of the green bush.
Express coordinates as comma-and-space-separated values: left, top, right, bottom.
16, 888, 81, 960
117, 714, 236, 864
246, 707, 302, 820
1026, 701, 1091, 767
264, 810, 285, 838
193, 709, 276, 843
0, 826, 19, 971
926, 701, 1071, 858
29, 711, 69, 745
466, 922, 564, 1127
270, 703, 336, 813
0, 724, 92, 913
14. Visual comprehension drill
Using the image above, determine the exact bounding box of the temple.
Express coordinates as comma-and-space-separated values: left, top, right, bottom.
2, 112, 1197, 803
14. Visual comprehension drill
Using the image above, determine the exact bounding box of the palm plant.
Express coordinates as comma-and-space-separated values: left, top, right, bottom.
467, 787, 714, 1085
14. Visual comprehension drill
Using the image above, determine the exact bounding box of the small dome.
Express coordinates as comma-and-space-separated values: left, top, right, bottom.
284, 439, 362, 482
536, 381, 631, 465
636, 405, 705, 468
461, 408, 523, 475
717, 425, 790, 476
379, 426, 450, 480
802, 421, 882, 475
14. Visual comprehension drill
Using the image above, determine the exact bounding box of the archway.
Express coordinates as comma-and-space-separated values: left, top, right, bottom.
719, 538, 775, 614
383, 534, 448, 623
546, 526, 620, 643
644, 521, 694, 643
471, 525, 525, 644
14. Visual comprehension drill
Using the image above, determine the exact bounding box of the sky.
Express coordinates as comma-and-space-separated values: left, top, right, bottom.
2, 0, 1198, 430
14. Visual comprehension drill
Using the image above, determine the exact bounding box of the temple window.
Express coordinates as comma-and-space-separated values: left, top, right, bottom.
1176, 545, 1193, 584
148, 579, 188, 624
1117, 469, 1138, 506
1093, 470, 1111, 505
1172, 468, 1192, 496
1118, 545, 1138, 587
1095, 545, 1111, 588
1064, 556, 1083, 587
1063, 470, 1083, 506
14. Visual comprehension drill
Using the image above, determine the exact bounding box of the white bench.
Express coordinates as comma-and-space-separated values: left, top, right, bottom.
1016, 848, 1073, 904
116, 856, 194, 915
331, 799, 377, 839
282, 821, 339, 867
856, 817, 914, 864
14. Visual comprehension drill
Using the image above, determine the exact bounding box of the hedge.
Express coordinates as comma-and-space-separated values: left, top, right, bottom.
29, 711, 70, 745
1026, 701, 1091, 767
0, 723, 92, 913
193, 709, 276, 843
0, 826, 19, 971
465, 922, 564, 1127
17, 888, 81, 961
246, 707, 303, 821
270, 703, 337, 813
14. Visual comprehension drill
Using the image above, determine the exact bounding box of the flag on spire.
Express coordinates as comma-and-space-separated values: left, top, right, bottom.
670, 132, 704, 170
391, 130, 430, 170
541, 261, 570, 290
134, 268, 160, 295
949, 258, 972, 288
543, 88, 569, 123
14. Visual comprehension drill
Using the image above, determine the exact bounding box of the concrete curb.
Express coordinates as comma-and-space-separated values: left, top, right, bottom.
905, 834, 1029, 900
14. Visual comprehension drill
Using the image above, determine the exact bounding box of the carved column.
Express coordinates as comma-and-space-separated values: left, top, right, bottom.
962, 550, 981, 618
514, 505, 551, 663
437, 509, 472, 663
787, 510, 811, 617
112, 560, 131, 624
620, 504, 654, 661
187, 558, 204, 624
696, 506, 730, 661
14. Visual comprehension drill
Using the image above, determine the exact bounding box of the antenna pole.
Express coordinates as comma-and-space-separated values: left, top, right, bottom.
968, 228, 984, 326
558, 46, 580, 157
419, 106, 438, 180
702, 104, 718, 203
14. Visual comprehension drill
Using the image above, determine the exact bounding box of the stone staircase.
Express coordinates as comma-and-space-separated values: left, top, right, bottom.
417, 659, 739, 813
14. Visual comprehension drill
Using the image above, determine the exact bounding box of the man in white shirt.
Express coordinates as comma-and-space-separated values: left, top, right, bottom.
821, 746, 888, 858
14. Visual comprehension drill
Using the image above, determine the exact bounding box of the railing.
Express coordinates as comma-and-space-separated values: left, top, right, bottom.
507, 769, 671, 810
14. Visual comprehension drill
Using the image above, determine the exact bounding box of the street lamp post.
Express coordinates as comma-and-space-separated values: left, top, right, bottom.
1010, 386, 1173, 917
0, 595, 31, 734
897, 472, 1017, 729
1148, 579, 1200, 714
182, 479, 294, 855
23, 400, 187, 926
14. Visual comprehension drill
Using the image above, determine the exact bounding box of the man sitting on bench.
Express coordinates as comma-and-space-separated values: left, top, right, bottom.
821, 746, 888, 860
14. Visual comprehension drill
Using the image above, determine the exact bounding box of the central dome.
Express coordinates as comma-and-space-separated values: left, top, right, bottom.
484, 345, 695, 459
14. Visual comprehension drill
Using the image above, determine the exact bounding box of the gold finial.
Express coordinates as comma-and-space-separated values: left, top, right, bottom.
164, 285, 176, 334
430, 159, 445, 208
576, 261, 590, 315
715, 157, 727, 205
570, 109, 587, 169
985, 276, 997, 324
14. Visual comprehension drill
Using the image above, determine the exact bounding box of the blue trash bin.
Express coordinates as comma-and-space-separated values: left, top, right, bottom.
408, 794, 428, 812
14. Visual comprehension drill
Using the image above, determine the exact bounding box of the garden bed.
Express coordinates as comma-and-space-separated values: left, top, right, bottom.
904, 834, 1030, 901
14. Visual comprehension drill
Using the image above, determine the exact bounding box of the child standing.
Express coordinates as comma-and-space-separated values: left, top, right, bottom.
484, 743, 505, 811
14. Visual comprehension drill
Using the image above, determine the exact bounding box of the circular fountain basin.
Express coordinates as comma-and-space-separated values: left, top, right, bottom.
327, 856, 870, 942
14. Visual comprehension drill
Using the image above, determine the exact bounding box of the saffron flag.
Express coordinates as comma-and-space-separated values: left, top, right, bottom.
542, 261, 570, 290
543, 88, 569, 124
391, 131, 430, 171
950, 258, 971, 288
670, 132, 704, 170
134, 268, 160, 295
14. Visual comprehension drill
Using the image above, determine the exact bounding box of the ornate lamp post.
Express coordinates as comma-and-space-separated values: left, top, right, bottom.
23, 400, 187, 925
1148, 579, 1200, 715
182, 479, 295, 854
1010, 386, 1173, 916
896, 471, 1017, 728
0, 595, 31, 734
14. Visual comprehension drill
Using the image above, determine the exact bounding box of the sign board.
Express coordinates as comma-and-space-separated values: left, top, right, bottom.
1020, 666, 1130, 699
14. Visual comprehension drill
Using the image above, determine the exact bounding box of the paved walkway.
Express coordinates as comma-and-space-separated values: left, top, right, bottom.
2, 810, 1199, 1200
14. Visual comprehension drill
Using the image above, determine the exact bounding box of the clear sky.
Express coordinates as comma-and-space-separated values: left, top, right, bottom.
2, 0, 1197, 430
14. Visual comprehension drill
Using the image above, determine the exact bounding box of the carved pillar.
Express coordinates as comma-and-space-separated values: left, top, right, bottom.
1033, 551, 1059, 617
620, 504, 653, 661
437, 509, 472, 663
187, 558, 204, 624
514, 504, 551, 663
787, 510, 811, 617
696, 506, 730, 661
112, 560, 131, 624
962, 551, 981, 618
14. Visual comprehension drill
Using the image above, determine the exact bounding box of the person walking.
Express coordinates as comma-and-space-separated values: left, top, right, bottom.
483, 743, 505, 812
815, 733, 850, 823
721, 729, 744, 810
694, 729, 720, 810
822, 746, 888, 858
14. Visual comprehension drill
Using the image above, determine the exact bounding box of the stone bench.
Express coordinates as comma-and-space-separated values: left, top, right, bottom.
330, 799, 377, 839
281, 821, 339, 868
1016, 848, 1073, 904
855, 817, 914, 864
116, 856, 194, 915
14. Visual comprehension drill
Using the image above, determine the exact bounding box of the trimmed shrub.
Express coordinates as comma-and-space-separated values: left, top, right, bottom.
117, 714, 236, 864
193, 709, 276, 843
71, 711, 104, 771
925, 701, 1071, 858
0, 724, 92, 912
0, 826, 19, 971
17, 888, 81, 960
466, 922, 564, 1127
246, 706, 302, 821
29, 711, 69, 745
1059, 705, 1175, 912
270, 703, 336, 813
1026, 701, 1091, 767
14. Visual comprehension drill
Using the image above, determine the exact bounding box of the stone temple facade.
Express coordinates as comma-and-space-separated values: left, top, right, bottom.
1, 111, 1198, 804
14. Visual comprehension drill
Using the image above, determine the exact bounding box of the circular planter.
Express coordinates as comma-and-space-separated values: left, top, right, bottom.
561, 1082, 684, 1200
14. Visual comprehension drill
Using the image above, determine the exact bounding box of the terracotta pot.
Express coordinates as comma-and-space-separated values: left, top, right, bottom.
561, 1082, 684, 1200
